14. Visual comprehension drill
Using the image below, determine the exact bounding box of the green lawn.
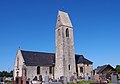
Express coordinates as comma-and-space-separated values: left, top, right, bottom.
69, 80, 120, 84
5, 81, 12, 84
69, 80, 96, 84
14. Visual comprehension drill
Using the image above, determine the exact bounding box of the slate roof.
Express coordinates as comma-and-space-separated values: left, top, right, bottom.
75, 54, 93, 64
95, 64, 115, 73
21, 50, 55, 66
21, 50, 93, 66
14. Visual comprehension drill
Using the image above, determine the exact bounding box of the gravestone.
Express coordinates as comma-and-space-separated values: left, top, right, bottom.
99, 74, 106, 81
90, 76, 94, 80
94, 74, 99, 81
32, 80, 40, 84
59, 76, 64, 83
49, 82, 62, 84
85, 75, 88, 80
44, 76, 49, 84
118, 80, 120, 83
22, 77, 27, 84
70, 76, 74, 81
39, 75, 42, 81
111, 75, 118, 83
26, 81, 29, 84
60, 76, 64, 81
33, 76, 37, 80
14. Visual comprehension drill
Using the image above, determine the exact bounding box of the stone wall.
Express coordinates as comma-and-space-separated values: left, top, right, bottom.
84, 64, 93, 77
77, 63, 93, 78
26, 66, 54, 81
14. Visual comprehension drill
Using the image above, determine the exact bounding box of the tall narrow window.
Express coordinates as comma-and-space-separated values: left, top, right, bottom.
66, 28, 69, 37
16, 71, 19, 77
80, 67, 83, 73
49, 66, 52, 74
37, 66, 40, 74
69, 65, 70, 70
24, 68, 27, 76
17, 57, 19, 68
58, 29, 60, 36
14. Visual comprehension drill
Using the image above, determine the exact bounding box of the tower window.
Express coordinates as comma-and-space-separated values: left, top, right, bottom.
80, 67, 83, 73
58, 15, 60, 21
66, 28, 69, 37
37, 66, 40, 74
58, 29, 60, 36
69, 65, 70, 70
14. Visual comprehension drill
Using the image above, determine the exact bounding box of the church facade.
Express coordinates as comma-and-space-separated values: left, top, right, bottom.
14, 11, 93, 83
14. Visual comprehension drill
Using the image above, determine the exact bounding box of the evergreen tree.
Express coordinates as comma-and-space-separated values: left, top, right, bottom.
115, 65, 120, 74
0, 70, 13, 77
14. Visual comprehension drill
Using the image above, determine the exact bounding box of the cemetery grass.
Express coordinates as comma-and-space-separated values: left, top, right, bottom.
5, 81, 12, 84
69, 80, 120, 84
69, 80, 96, 84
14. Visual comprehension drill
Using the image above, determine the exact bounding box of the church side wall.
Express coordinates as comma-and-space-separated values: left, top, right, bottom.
26, 66, 53, 81
40, 66, 53, 80
26, 66, 37, 80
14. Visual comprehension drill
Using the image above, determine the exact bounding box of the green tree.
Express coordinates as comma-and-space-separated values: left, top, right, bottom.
9, 70, 13, 77
115, 65, 120, 74
0, 70, 13, 77
0, 71, 2, 77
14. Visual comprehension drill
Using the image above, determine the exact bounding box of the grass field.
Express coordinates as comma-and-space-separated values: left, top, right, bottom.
69, 80, 96, 84
69, 80, 120, 84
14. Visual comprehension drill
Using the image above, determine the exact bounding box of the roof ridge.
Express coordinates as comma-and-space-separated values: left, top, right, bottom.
75, 54, 84, 56
21, 50, 55, 54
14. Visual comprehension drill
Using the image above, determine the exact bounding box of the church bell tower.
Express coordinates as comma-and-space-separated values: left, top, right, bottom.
55, 11, 76, 83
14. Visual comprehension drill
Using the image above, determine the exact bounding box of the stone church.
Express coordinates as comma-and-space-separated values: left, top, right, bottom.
14, 11, 93, 83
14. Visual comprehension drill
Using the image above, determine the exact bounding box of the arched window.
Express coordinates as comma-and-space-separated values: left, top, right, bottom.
69, 64, 70, 70
66, 28, 69, 37
37, 66, 40, 74
80, 67, 83, 73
